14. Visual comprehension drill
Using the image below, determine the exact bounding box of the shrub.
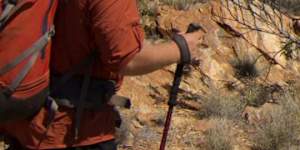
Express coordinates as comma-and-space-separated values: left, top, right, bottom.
242, 83, 270, 107
282, 39, 300, 59
203, 119, 234, 150
199, 91, 247, 120
138, 0, 161, 40
231, 57, 259, 80
160, 0, 206, 10
250, 92, 300, 150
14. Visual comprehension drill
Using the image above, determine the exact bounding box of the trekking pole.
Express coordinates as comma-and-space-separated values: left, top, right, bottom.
159, 23, 204, 150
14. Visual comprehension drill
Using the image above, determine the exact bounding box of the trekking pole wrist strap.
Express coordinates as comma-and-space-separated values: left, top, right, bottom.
172, 34, 191, 65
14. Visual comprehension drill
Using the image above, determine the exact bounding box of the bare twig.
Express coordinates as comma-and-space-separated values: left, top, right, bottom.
212, 0, 300, 69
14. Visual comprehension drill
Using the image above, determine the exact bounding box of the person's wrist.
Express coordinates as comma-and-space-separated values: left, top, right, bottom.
172, 33, 191, 64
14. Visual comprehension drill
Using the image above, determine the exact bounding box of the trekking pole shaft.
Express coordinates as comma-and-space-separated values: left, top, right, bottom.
160, 64, 184, 150
169, 64, 184, 105
159, 105, 174, 150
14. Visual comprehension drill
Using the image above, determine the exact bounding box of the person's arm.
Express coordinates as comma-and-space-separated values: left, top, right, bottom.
121, 31, 204, 76
121, 41, 180, 76
89, 0, 204, 77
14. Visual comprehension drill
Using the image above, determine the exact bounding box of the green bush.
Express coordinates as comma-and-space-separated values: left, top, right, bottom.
242, 83, 270, 107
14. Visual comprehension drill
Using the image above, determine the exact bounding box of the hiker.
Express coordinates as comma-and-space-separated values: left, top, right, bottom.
1, 0, 205, 149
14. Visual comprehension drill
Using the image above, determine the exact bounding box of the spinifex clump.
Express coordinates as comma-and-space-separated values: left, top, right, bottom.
231, 57, 259, 80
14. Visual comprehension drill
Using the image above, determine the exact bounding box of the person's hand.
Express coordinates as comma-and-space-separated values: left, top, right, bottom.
182, 30, 205, 66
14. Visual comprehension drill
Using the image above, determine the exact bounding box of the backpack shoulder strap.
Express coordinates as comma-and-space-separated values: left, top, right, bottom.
0, 0, 17, 21
0, 27, 55, 76
0, 0, 35, 31
0, 26, 55, 96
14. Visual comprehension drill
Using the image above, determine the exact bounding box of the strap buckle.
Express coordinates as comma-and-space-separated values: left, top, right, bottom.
48, 26, 55, 38
46, 96, 59, 112
44, 96, 58, 127
1, 87, 14, 98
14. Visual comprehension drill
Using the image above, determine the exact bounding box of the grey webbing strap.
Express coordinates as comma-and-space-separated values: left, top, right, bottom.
0, 3, 15, 22
1, 27, 55, 96
0, 0, 18, 20
49, 52, 98, 140
0, 26, 55, 76
0, 0, 23, 30
45, 96, 58, 127
109, 95, 131, 109
172, 34, 191, 64
74, 62, 92, 140
53, 98, 74, 108
53, 95, 131, 109
5, 52, 39, 95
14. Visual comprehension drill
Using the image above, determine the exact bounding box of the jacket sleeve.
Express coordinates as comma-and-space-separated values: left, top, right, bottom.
88, 0, 144, 77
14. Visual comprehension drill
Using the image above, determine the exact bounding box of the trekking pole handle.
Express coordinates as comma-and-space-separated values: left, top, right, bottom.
186, 23, 206, 33
168, 23, 203, 105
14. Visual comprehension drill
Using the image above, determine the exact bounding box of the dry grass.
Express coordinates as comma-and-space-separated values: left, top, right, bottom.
138, 0, 161, 40
160, 0, 206, 10
137, 0, 208, 39
199, 85, 300, 150
250, 91, 300, 150
231, 57, 260, 80
203, 119, 235, 150
199, 91, 246, 120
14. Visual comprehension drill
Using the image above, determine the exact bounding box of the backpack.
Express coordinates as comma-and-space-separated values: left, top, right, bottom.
0, 0, 57, 123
